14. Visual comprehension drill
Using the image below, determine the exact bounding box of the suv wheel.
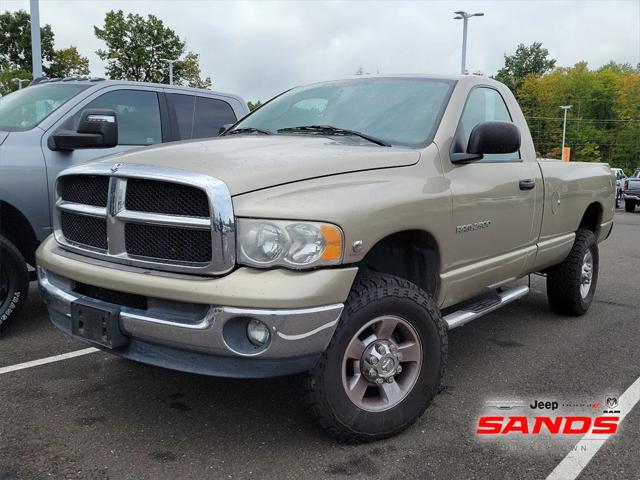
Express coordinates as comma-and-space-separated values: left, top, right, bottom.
625, 200, 636, 213
304, 272, 447, 442
546, 229, 598, 316
0, 235, 29, 333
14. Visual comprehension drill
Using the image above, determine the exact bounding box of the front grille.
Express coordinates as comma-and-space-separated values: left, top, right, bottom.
125, 223, 212, 263
126, 179, 210, 217
60, 212, 107, 250
55, 165, 234, 275
59, 175, 109, 207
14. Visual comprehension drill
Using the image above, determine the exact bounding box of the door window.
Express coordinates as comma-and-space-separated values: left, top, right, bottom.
167, 94, 237, 140
73, 90, 162, 145
459, 87, 520, 162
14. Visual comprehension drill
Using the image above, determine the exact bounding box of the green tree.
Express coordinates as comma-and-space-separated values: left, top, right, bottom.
494, 42, 556, 93
94, 10, 211, 88
48, 46, 90, 78
0, 10, 55, 73
0, 10, 91, 95
247, 100, 262, 111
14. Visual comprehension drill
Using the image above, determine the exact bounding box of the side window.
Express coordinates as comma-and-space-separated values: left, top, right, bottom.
74, 90, 162, 145
459, 87, 520, 162
167, 94, 237, 140
192, 97, 237, 139
167, 94, 196, 140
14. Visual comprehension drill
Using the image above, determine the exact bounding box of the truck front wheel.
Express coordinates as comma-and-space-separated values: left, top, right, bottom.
304, 272, 447, 442
546, 229, 598, 316
0, 235, 29, 333
625, 200, 636, 213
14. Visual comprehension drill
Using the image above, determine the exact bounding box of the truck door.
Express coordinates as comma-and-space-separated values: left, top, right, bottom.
441, 86, 543, 305
41, 87, 165, 234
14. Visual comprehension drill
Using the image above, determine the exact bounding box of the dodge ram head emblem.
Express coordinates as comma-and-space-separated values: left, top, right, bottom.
111, 162, 123, 173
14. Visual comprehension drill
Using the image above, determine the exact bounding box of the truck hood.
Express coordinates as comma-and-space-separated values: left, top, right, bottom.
92, 135, 421, 195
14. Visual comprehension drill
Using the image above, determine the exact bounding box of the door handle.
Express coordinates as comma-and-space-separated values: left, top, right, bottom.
519, 179, 536, 190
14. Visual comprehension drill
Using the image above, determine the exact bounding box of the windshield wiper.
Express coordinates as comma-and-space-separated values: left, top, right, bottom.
224, 127, 272, 136
277, 125, 390, 147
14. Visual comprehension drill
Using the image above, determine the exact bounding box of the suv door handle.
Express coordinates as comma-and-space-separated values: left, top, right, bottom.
519, 179, 536, 190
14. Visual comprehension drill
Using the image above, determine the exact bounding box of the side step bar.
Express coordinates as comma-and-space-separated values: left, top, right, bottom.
444, 284, 530, 330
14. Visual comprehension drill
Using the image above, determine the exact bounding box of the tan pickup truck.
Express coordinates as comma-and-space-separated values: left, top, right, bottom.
37, 75, 615, 442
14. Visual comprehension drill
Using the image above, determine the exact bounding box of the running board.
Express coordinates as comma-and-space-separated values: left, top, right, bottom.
444, 284, 530, 330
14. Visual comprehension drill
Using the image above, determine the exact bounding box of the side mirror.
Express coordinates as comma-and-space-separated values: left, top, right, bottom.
49, 109, 118, 151
218, 123, 233, 135
451, 121, 521, 163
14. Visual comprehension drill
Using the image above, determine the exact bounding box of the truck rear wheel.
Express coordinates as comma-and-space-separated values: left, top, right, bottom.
304, 272, 447, 442
625, 200, 636, 213
546, 229, 598, 316
0, 235, 29, 333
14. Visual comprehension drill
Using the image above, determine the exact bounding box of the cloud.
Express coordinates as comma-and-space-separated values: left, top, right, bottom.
3, 0, 639, 101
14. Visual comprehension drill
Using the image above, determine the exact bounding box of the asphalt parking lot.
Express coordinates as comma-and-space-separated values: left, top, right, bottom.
1, 210, 638, 480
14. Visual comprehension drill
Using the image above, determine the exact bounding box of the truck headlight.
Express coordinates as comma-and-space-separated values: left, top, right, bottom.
237, 219, 344, 269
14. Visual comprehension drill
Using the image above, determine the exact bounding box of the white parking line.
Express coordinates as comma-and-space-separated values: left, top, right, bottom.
546, 375, 640, 480
0, 347, 99, 375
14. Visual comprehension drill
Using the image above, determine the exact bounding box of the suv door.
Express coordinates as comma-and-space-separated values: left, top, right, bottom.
165, 93, 238, 140
41, 86, 165, 232
441, 86, 542, 305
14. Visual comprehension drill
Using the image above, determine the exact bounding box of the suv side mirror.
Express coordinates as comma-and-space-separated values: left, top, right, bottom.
451, 121, 521, 163
49, 109, 118, 151
218, 123, 233, 135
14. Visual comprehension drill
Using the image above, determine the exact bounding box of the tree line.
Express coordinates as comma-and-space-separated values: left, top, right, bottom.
496, 42, 639, 171
0, 9, 210, 95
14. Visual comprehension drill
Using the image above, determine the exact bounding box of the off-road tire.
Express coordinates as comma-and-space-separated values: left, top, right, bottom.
0, 235, 29, 334
546, 229, 598, 316
304, 272, 448, 443
625, 200, 636, 213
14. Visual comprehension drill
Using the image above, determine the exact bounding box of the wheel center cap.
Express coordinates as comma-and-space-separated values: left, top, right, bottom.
361, 340, 402, 383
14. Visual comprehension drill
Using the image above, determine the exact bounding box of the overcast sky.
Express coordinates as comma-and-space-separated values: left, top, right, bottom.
4, 0, 640, 101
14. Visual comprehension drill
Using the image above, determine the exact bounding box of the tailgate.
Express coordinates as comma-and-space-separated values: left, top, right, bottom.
626, 179, 640, 195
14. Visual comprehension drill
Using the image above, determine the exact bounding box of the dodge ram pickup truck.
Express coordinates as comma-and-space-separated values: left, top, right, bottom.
37, 75, 615, 442
0, 78, 248, 331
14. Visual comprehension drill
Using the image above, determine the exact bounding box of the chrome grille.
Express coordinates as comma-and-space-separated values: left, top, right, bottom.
53, 163, 235, 276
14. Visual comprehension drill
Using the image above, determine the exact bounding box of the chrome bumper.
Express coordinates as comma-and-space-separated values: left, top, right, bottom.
38, 267, 343, 363
623, 193, 640, 201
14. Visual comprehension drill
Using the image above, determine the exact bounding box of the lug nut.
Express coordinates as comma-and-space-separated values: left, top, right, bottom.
368, 356, 379, 365
376, 344, 386, 354
368, 368, 377, 377
396, 365, 403, 374
390, 344, 398, 353
396, 352, 403, 361
375, 378, 384, 384
386, 377, 395, 383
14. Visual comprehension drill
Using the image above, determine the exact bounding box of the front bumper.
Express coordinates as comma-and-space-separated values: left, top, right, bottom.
37, 237, 357, 378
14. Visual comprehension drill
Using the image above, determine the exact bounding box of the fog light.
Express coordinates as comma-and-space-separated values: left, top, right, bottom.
247, 319, 270, 346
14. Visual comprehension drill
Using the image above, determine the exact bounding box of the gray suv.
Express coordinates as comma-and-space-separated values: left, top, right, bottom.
0, 78, 248, 331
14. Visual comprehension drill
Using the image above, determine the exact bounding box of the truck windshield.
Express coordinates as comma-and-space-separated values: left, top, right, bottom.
231, 78, 454, 147
0, 83, 90, 132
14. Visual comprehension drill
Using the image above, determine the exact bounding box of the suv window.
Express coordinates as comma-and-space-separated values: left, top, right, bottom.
459, 87, 520, 162
74, 89, 162, 145
167, 94, 237, 140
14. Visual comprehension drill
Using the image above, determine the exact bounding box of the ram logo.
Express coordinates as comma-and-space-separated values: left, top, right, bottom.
456, 220, 492, 234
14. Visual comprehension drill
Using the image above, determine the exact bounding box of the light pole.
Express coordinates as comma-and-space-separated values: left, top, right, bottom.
560, 105, 573, 161
30, 0, 43, 79
454, 10, 484, 75
12, 78, 30, 90
161, 59, 178, 85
